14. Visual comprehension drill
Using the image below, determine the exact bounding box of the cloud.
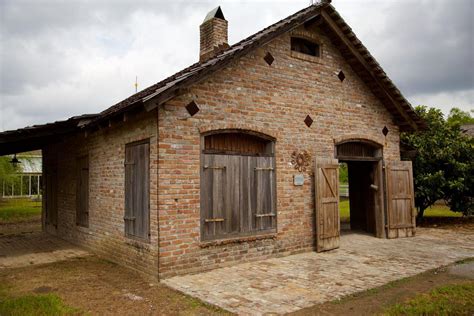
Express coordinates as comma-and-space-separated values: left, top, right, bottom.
335, 0, 474, 101
0, 0, 472, 132
409, 88, 474, 115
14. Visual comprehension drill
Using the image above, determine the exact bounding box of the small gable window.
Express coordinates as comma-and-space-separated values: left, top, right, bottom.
291, 37, 320, 57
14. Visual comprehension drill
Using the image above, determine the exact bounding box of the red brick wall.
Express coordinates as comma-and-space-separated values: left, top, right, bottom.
157, 26, 400, 278
42, 24, 402, 280
43, 111, 159, 279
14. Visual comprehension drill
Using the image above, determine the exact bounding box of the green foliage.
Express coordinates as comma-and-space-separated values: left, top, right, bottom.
339, 163, 348, 184
401, 106, 473, 218
384, 284, 474, 316
0, 293, 79, 316
447, 107, 474, 127
0, 156, 18, 185
0, 198, 42, 223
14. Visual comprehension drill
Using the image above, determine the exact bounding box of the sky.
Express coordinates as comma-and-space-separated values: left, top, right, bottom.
0, 0, 473, 132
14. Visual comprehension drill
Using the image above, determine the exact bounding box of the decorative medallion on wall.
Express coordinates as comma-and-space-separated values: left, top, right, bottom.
291, 150, 311, 172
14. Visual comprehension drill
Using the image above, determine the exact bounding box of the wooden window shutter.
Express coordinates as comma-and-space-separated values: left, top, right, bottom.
76, 155, 89, 227
124, 141, 150, 239
200, 132, 277, 241
239, 156, 255, 233
253, 156, 276, 231
201, 154, 228, 238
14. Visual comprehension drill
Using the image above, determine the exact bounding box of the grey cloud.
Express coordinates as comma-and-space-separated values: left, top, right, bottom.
0, 0, 472, 132
353, 0, 474, 96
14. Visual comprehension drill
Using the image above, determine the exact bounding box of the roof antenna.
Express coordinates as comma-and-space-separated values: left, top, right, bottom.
134, 76, 138, 93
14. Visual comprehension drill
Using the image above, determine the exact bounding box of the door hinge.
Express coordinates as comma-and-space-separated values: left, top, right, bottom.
203, 165, 226, 170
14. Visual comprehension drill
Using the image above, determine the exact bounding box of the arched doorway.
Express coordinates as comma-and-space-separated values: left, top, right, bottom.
336, 140, 384, 238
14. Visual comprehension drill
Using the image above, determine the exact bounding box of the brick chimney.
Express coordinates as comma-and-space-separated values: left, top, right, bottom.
199, 6, 229, 62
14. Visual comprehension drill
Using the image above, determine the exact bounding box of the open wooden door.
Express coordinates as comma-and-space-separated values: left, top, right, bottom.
385, 161, 416, 238
315, 158, 340, 252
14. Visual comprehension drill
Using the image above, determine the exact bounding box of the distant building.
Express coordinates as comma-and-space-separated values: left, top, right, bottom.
2, 151, 42, 198
461, 124, 474, 137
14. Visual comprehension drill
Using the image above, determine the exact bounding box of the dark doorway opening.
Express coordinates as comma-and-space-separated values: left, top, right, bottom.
336, 140, 384, 238
344, 161, 377, 235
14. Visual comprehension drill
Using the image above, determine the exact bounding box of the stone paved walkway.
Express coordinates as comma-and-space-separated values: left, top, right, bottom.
0, 231, 90, 269
163, 228, 474, 315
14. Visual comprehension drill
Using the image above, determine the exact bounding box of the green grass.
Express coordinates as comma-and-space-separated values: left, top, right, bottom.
0, 293, 80, 316
383, 284, 474, 316
338, 199, 460, 220
424, 204, 462, 217
0, 198, 42, 223
0, 283, 79, 316
339, 199, 350, 221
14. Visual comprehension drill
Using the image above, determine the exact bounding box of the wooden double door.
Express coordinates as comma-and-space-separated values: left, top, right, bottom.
314, 158, 416, 252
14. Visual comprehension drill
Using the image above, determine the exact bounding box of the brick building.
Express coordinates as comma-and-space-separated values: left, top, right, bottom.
0, 1, 425, 280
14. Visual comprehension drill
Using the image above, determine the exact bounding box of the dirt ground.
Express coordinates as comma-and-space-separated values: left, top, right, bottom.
0, 217, 472, 315
2, 256, 472, 316
291, 262, 474, 316
419, 216, 474, 232
0, 217, 41, 236
1, 218, 227, 315
1, 256, 229, 315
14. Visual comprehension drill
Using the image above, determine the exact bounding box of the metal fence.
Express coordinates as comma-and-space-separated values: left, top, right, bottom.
340, 184, 349, 197
2, 174, 42, 198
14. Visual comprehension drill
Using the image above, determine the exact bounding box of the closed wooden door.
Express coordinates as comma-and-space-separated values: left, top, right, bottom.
385, 161, 416, 238
314, 158, 340, 252
124, 141, 150, 239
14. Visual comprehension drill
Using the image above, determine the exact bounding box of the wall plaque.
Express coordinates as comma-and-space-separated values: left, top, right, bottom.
294, 174, 305, 186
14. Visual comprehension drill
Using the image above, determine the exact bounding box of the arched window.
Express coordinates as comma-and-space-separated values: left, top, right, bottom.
336, 140, 382, 161
201, 130, 276, 240
203, 131, 274, 156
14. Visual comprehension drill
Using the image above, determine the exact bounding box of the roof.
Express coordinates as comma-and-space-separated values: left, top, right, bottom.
0, 0, 425, 155
0, 114, 97, 155
89, 1, 332, 126
86, 0, 424, 130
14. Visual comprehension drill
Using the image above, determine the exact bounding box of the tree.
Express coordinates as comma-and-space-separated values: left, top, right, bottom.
447, 107, 474, 126
444, 108, 473, 216
401, 106, 473, 220
339, 163, 348, 184
0, 156, 20, 196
